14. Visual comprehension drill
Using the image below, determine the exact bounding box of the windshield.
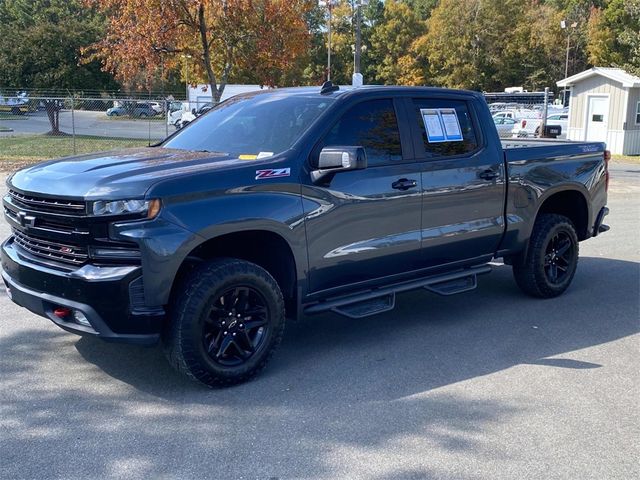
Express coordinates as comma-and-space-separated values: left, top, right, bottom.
163, 92, 335, 158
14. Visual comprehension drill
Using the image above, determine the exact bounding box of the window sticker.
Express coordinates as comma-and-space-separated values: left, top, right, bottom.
439, 108, 463, 141
420, 108, 464, 143
421, 109, 446, 143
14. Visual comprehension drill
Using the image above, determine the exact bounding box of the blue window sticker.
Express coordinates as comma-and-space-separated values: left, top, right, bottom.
421, 109, 446, 143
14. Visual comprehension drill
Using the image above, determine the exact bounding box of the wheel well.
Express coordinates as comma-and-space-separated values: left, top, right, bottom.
173, 230, 298, 315
537, 190, 589, 240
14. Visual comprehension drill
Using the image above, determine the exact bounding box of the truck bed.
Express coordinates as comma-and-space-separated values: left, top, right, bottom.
501, 138, 606, 163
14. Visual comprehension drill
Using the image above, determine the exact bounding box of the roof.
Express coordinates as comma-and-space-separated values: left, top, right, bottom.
557, 67, 640, 88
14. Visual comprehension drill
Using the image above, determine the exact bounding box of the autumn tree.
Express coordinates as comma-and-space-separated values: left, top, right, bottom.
369, 1, 427, 85
587, 0, 640, 75
85, 0, 311, 101
420, 0, 527, 90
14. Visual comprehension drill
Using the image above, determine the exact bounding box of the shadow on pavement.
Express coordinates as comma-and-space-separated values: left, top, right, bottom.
0, 256, 637, 478
72, 256, 638, 403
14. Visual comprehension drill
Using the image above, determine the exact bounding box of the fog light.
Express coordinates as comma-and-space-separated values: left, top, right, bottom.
73, 310, 91, 327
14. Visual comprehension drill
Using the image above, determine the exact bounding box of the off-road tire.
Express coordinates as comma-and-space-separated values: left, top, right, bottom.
513, 214, 579, 298
163, 258, 286, 387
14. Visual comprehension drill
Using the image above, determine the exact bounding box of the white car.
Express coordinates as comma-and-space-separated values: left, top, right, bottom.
509, 111, 543, 138
493, 117, 517, 138
546, 113, 568, 138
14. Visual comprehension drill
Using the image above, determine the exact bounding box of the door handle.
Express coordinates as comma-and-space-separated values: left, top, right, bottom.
392, 178, 418, 190
478, 169, 499, 181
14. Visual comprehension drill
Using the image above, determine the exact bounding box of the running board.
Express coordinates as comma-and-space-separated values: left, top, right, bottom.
304, 265, 492, 318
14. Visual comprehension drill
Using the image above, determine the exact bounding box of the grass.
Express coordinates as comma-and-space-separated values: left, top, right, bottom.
0, 113, 27, 120
611, 154, 640, 164
0, 134, 150, 170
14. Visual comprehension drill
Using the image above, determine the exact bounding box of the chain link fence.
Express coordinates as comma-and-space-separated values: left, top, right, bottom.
0, 88, 568, 164
0, 95, 189, 162
484, 89, 568, 139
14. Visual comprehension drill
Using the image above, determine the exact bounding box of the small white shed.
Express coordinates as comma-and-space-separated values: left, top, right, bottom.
557, 67, 640, 155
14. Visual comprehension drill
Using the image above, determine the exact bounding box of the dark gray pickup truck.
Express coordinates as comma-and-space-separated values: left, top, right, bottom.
2, 84, 610, 387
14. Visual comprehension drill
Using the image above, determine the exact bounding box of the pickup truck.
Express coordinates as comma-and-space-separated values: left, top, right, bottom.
1, 84, 610, 387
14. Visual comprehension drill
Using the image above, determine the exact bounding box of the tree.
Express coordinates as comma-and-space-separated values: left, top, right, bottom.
0, 0, 119, 134
420, 0, 526, 91
369, 1, 428, 85
587, 0, 640, 75
86, 0, 311, 101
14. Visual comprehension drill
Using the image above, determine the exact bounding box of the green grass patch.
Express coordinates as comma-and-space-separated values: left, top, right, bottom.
0, 134, 151, 168
612, 154, 640, 164
0, 113, 28, 120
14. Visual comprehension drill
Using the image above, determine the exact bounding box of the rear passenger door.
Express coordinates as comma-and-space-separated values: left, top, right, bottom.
405, 96, 506, 267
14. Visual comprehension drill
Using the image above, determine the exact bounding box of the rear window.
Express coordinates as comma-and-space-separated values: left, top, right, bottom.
412, 98, 479, 158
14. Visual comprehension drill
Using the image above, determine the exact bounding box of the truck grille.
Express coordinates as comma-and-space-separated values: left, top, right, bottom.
12, 228, 89, 265
8, 189, 86, 214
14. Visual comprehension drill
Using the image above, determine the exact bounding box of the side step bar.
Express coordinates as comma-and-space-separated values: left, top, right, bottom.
304, 265, 492, 319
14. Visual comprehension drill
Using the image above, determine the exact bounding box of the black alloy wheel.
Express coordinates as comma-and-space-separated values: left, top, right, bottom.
543, 231, 575, 284
163, 258, 286, 387
512, 213, 579, 298
203, 286, 270, 366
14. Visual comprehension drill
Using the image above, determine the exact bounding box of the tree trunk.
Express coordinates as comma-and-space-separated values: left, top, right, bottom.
197, 2, 223, 102
44, 100, 63, 136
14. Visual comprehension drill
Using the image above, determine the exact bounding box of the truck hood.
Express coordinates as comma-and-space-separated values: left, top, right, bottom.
8, 147, 249, 200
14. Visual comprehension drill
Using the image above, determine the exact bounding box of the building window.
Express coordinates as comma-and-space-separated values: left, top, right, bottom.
636, 101, 640, 124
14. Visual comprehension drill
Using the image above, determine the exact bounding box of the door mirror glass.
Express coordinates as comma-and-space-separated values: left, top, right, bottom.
312, 146, 367, 183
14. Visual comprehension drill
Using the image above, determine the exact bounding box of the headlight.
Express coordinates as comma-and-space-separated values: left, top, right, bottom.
91, 198, 161, 218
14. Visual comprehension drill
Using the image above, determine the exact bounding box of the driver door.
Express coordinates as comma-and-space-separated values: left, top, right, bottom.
301, 97, 424, 295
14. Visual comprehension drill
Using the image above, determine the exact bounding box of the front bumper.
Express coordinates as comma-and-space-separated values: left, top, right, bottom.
1, 239, 163, 345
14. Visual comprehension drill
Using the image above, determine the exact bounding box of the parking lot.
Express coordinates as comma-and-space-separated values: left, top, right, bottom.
0, 110, 168, 141
0, 164, 638, 479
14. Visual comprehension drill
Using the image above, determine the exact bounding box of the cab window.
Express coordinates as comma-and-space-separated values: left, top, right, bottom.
412, 98, 479, 158
319, 99, 403, 167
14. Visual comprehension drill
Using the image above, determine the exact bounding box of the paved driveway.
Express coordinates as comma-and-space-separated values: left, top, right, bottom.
0, 164, 638, 479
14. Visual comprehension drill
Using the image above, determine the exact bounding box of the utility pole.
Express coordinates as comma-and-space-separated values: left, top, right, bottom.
353, 0, 368, 86
560, 20, 577, 107
320, 1, 336, 81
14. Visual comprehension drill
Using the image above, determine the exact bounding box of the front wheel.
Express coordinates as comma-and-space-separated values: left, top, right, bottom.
513, 214, 579, 298
163, 258, 286, 387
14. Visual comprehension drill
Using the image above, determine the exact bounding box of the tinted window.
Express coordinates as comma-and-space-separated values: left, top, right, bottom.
320, 99, 402, 166
413, 99, 478, 158
163, 93, 334, 157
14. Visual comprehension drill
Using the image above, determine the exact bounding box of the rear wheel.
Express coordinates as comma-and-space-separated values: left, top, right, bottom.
513, 214, 579, 298
163, 258, 285, 387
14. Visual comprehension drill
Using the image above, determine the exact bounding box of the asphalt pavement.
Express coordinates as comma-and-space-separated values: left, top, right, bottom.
0, 110, 168, 141
0, 164, 638, 479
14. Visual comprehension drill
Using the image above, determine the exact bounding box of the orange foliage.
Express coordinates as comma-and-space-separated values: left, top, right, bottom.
84, 0, 311, 97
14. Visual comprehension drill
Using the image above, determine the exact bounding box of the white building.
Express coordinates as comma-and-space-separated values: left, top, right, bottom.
188, 84, 266, 108
557, 67, 640, 155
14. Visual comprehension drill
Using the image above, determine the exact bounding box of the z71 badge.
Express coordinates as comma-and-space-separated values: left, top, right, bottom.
255, 168, 291, 180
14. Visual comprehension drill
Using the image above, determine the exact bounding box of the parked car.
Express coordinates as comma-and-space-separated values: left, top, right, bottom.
167, 101, 186, 129
176, 102, 215, 129
509, 111, 543, 138
545, 113, 569, 139
130, 103, 158, 117
2, 84, 610, 387
493, 116, 517, 137
106, 106, 126, 116
149, 102, 164, 114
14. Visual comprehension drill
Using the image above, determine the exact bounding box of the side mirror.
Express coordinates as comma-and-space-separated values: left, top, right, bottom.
191, 108, 196, 115
311, 146, 367, 184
